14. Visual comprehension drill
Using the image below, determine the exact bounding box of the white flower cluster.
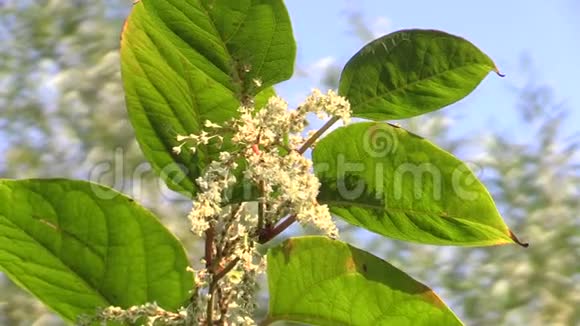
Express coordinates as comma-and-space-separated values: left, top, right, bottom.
188, 153, 238, 235
174, 89, 351, 324
80, 303, 187, 326
179, 89, 350, 237
187, 204, 265, 325
221, 269, 261, 325
300, 89, 351, 125
172, 128, 222, 155
240, 91, 348, 235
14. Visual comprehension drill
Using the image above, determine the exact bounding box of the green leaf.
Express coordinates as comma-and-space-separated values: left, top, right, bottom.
313, 122, 527, 247
255, 86, 277, 110
266, 236, 462, 326
339, 29, 502, 120
120, 0, 295, 195
0, 179, 193, 321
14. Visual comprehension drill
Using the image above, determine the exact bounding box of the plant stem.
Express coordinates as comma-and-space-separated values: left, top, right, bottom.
206, 282, 214, 325
205, 257, 240, 324
204, 226, 216, 325
205, 227, 215, 269
257, 181, 265, 231
213, 257, 240, 284
258, 215, 296, 244
298, 116, 339, 154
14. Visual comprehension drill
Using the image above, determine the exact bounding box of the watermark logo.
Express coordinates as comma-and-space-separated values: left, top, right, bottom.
83, 146, 486, 205
452, 161, 484, 201
85, 147, 190, 201
363, 124, 398, 158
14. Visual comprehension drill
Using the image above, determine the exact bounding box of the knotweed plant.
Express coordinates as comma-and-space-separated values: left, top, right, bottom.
0, 1, 527, 325
182, 91, 349, 324
87, 90, 351, 325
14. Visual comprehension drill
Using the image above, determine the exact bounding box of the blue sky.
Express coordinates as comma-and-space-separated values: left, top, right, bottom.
277, 0, 580, 141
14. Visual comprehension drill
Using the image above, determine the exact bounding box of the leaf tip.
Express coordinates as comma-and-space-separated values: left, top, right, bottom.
494, 67, 506, 78
509, 230, 529, 248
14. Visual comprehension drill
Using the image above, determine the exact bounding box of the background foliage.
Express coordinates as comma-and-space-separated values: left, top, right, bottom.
0, 1, 578, 325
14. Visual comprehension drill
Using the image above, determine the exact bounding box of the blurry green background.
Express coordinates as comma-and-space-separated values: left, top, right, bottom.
0, 1, 578, 325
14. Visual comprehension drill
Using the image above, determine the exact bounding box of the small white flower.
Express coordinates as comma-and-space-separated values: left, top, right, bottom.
172, 146, 182, 155
176, 134, 189, 142
204, 120, 222, 128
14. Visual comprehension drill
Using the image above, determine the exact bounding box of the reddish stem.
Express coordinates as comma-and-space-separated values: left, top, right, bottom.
258, 215, 296, 244
298, 116, 339, 154
205, 227, 215, 269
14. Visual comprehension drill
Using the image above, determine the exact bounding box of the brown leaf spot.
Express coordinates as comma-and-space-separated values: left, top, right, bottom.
345, 257, 357, 273
32, 215, 59, 232
282, 239, 294, 264
120, 17, 131, 43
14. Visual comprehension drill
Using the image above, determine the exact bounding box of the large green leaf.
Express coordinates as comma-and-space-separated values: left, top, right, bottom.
313, 122, 526, 247
0, 179, 193, 321
265, 236, 462, 325
120, 0, 295, 195
339, 29, 502, 120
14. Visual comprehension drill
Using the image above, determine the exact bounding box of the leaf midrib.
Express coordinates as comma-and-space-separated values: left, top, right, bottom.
0, 212, 111, 307
321, 199, 508, 237
346, 62, 491, 113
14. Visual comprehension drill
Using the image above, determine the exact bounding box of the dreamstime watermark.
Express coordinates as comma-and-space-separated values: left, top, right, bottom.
85, 148, 191, 202
363, 123, 399, 158
84, 142, 486, 205
85, 148, 261, 202
314, 156, 486, 204
314, 126, 487, 204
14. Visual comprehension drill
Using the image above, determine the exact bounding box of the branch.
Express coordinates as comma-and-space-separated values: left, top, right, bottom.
258, 215, 296, 244
204, 227, 215, 269
213, 257, 240, 283
204, 226, 215, 325
258, 182, 265, 231
298, 116, 339, 154
206, 282, 214, 325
